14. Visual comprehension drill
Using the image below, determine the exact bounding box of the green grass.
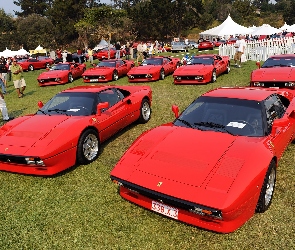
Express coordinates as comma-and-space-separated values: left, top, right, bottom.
0, 50, 294, 250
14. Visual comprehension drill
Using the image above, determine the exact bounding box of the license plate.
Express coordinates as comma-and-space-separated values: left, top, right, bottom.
151, 201, 178, 219
90, 79, 98, 82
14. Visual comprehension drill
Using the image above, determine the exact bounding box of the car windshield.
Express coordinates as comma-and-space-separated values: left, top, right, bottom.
262, 57, 295, 68
191, 57, 214, 65
174, 96, 264, 137
141, 58, 163, 66
97, 61, 116, 67
36, 92, 96, 116
18, 59, 27, 62
51, 64, 70, 70
38, 56, 49, 60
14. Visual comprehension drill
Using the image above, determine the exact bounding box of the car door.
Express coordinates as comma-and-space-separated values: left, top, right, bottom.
116, 61, 126, 76
213, 56, 224, 76
265, 94, 294, 159
95, 88, 132, 141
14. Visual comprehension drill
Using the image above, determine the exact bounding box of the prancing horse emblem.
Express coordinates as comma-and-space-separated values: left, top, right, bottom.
157, 182, 163, 187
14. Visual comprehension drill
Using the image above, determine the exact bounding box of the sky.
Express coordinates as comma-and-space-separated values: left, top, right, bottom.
1, 0, 111, 16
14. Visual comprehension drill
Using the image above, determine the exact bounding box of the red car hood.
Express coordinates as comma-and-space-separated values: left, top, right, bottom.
128, 65, 161, 74
38, 70, 67, 78
251, 67, 295, 81
0, 115, 74, 155
83, 67, 113, 76
174, 65, 213, 75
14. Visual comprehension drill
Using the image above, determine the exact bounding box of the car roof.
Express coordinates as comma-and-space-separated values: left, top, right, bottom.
269, 54, 295, 59
193, 54, 215, 58
62, 85, 114, 93
203, 87, 286, 101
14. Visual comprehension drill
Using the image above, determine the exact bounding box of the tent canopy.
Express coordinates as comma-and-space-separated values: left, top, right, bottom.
251, 24, 282, 36
29, 45, 47, 55
200, 15, 253, 36
94, 39, 109, 50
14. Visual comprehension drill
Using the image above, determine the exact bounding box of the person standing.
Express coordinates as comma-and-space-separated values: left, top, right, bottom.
234, 35, 246, 68
0, 59, 8, 88
0, 73, 6, 94
0, 89, 13, 121
62, 50, 67, 63
115, 42, 121, 59
137, 42, 144, 63
10, 60, 26, 98
87, 47, 94, 64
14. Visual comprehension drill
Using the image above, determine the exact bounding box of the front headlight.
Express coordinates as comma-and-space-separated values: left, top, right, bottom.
146, 74, 152, 78
83, 76, 88, 79
189, 206, 222, 220
99, 76, 105, 79
174, 76, 181, 80
195, 76, 204, 80
55, 78, 61, 81
285, 82, 295, 86
253, 82, 264, 86
128, 75, 134, 79
25, 157, 45, 166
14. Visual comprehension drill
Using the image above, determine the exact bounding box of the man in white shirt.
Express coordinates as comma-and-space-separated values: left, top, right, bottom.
234, 35, 246, 68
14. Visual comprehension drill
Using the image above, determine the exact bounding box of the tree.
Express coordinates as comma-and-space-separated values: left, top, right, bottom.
15, 14, 55, 49
0, 9, 17, 50
13, 0, 51, 16
75, 5, 131, 48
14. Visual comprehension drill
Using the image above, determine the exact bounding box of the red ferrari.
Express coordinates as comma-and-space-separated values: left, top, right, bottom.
250, 54, 295, 89
127, 56, 181, 82
198, 40, 214, 50
17, 57, 54, 71
95, 48, 126, 60
82, 59, 134, 83
111, 87, 295, 233
173, 54, 230, 84
0, 85, 152, 176
37, 62, 86, 86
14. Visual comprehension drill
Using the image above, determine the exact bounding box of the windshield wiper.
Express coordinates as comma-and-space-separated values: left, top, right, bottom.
37, 109, 49, 116
194, 122, 234, 135
48, 109, 69, 116
176, 118, 194, 128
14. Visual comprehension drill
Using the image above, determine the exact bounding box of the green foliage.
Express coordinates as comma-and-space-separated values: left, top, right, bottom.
0, 50, 294, 249
13, 0, 50, 16
14, 14, 55, 50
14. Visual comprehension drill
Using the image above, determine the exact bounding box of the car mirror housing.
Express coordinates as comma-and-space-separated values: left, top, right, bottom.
172, 105, 179, 118
38, 101, 44, 108
256, 61, 261, 69
96, 102, 109, 116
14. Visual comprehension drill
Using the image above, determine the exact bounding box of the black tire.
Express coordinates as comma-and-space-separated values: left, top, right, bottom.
68, 73, 73, 83
76, 129, 100, 165
138, 98, 151, 124
113, 70, 119, 81
28, 65, 34, 71
211, 69, 217, 83
159, 69, 165, 80
256, 160, 276, 213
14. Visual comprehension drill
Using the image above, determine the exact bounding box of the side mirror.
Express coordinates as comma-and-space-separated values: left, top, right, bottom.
96, 102, 109, 116
172, 105, 179, 118
38, 101, 44, 108
256, 61, 261, 69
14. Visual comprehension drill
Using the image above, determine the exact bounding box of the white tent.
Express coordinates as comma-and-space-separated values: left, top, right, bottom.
15, 48, 30, 56
280, 22, 290, 31
200, 15, 253, 36
94, 39, 109, 50
0, 48, 14, 58
286, 24, 295, 33
251, 24, 282, 36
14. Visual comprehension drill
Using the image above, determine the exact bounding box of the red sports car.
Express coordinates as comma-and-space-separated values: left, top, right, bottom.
0, 85, 152, 176
250, 54, 295, 89
198, 40, 214, 50
37, 62, 86, 86
17, 57, 54, 71
173, 54, 230, 84
111, 87, 295, 233
127, 56, 181, 82
82, 59, 134, 83
95, 48, 126, 60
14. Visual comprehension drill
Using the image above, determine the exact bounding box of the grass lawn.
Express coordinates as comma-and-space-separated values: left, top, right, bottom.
0, 50, 294, 249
